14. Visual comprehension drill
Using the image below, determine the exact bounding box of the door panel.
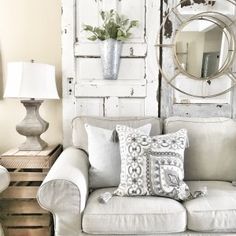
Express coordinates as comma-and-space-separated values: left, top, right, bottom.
160, 0, 235, 118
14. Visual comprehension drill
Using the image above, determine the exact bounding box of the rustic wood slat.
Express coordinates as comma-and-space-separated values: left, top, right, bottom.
104, 97, 120, 116
145, 0, 160, 116
61, 0, 77, 148
76, 58, 145, 81
0, 157, 50, 169
4, 227, 51, 236
10, 172, 47, 182
3, 215, 51, 227
75, 79, 146, 98
37, 145, 58, 156
119, 98, 145, 116
26, 150, 42, 156
1, 145, 59, 157
75, 42, 147, 57
16, 150, 41, 156
0, 145, 62, 169
1, 148, 19, 156
47, 145, 63, 168
0, 187, 38, 199
0, 199, 48, 214
76, 98, 104, 116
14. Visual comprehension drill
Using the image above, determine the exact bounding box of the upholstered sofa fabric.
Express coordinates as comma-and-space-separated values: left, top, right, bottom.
185, 181, 236, 232
38, 116, 236, 236
37, 147, 89, 236
82, 187, 187, 234
0, 165, 10, 236
164, 117, 236, 181
0, 165, 10, 193
72, 116, 162, 153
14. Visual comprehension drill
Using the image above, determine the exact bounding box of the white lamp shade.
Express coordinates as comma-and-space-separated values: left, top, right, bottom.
4, 62, 59, 99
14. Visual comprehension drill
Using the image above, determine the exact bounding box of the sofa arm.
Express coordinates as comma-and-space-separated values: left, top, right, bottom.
0, 165, 10, 193
37, 147, 89, 236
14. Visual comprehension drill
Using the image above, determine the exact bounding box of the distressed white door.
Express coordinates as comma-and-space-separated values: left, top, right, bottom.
62, 0, 160, 146
160, 0, 236, 118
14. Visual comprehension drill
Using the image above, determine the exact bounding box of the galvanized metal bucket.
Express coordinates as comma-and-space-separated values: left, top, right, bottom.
100, 39, 122, 80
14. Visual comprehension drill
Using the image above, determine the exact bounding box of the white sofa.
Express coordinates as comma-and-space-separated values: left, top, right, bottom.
37, 116, 236, 236
0, 165, 10, 236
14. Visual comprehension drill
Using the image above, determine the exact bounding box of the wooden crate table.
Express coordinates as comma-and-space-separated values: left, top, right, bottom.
0, 144, 62, 236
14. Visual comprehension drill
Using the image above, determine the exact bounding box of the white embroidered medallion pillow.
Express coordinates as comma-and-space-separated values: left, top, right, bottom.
114, 125, 191, 201
85, 123, 151, 188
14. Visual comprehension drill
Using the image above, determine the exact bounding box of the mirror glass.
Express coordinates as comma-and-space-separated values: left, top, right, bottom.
175, 19, 230, 79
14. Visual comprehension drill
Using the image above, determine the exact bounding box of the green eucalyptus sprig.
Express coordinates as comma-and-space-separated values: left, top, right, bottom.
83, 9, 139, 41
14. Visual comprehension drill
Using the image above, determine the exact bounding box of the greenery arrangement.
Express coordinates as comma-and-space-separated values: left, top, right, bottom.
83, 10, 138, 41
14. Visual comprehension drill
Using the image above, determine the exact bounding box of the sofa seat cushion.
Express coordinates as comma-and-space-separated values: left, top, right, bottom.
82, 188, 187, 234
185, 181, 236, 232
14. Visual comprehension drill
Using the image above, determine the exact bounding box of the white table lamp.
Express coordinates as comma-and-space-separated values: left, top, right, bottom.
4, 61, 59, 151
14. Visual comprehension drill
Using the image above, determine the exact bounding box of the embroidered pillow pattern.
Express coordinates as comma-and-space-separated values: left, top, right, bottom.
114, 125, 190, 201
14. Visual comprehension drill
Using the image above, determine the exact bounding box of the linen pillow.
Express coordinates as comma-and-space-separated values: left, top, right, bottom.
85, 123, 151, 188
114, 125, 191, 201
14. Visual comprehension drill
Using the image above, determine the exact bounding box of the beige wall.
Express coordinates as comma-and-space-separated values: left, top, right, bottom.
0, 0, 62, 153
177, 32, 205, 77
204, 27, 222, 53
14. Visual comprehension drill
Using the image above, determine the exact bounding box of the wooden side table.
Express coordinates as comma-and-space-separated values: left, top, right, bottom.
0, 144, 62, 236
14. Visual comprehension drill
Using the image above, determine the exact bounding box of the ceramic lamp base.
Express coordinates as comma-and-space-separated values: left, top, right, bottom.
16, 100, 49, 151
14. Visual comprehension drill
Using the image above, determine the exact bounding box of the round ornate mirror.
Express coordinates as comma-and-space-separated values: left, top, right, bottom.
156, 0, 236, 98
174, 16, 234, 80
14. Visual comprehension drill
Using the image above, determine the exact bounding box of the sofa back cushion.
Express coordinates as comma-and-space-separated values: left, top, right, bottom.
72, 116, 162, 153
164, 117, 236, 181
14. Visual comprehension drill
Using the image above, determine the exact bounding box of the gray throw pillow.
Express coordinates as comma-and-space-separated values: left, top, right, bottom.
114, 125, 190, 201
85, 123, 151, 188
